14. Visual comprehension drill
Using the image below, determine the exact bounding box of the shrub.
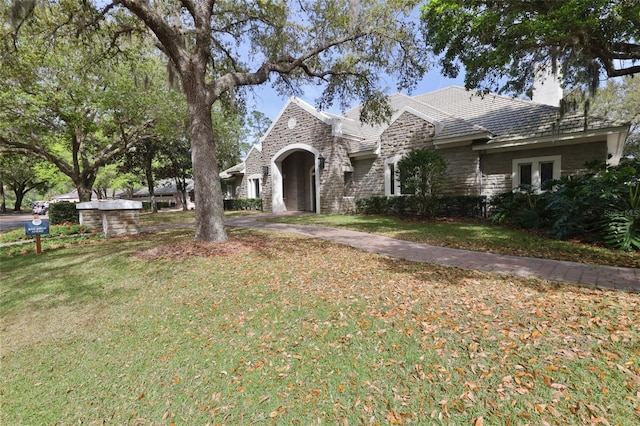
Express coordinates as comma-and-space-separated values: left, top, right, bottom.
604, 183, 640, 251
397, 148, 447, 217
49, 202, 79, 224
355, 195, 486, 218
490, 159, 640, 251
223, 198, 262, 211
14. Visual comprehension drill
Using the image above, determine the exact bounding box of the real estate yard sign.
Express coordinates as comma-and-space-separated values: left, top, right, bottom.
25, 216, 49, 254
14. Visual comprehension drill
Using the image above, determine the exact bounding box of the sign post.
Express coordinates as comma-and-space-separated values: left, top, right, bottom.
25, 215, 50, 254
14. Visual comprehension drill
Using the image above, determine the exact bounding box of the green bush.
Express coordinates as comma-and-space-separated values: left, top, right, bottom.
49, 202, 79, 224
397, 148, 447, 216
355, 195, 486, 217
223, 198, 262, 211
141, 201, 175, 211
490, 159, 640, 251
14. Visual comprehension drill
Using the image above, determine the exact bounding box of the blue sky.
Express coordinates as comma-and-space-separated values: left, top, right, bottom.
244, 67, 467, 121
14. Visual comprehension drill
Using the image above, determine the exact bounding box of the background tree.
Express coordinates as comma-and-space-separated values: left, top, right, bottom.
155, 137, 193, 211
106, 0, 429, 242
420, 0, 640, 97
590, 76, 640, 158
244, 110, 272, 150
0, 151, 53, 211
396, 148, 447, 217
0, 1, 169, 201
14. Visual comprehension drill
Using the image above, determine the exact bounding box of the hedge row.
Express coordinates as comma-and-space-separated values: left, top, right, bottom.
223, 198, 263, 211
49, 202, 80, 224
142, 201, 176, 211
355, 195, 487, 217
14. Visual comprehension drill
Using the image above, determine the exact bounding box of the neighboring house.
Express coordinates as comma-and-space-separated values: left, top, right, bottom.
131, 179, 194, 210
221, 86, 630, 214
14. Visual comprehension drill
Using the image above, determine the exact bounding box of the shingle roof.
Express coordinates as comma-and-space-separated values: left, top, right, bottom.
335, 86, 628, 154
414, 86, 628, 144
219, 162, 245, 179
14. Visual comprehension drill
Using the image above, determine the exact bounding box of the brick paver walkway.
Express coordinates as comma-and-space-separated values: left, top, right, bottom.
226, 215, 640, 293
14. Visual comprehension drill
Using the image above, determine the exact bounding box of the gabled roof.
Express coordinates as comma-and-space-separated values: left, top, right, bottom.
132, 179, 194, 196
414, 86, 629, 144
219, 162, 245, 179
240, 86, 629, 172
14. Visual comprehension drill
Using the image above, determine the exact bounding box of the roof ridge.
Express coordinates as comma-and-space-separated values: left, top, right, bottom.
409, 89, 495, 135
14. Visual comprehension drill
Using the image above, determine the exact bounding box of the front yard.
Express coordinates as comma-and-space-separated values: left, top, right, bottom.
1, 213, 638, 424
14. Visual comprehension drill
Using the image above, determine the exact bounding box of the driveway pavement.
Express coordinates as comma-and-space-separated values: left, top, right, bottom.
225, 215, 640, 293
0, 212, 44, 232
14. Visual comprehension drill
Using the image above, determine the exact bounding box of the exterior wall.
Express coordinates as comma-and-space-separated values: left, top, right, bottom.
351, 113, 481, 198
258, 101, 612, 213
79, 209, 140, 237
480, 140, 608, 198
437, 145, 481, 196
239, 148, 264, 199
261, 102, 351, 213
79, 210, 103, 231
352, 157, 379, 197
352, 112, 436, 197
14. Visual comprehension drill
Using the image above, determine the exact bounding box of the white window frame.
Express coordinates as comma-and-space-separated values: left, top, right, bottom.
384, 155, 403, 196
512, 155, 561, 191
247, 174, 262, 198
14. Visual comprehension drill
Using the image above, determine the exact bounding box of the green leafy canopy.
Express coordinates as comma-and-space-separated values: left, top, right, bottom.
420, 0, 640, 96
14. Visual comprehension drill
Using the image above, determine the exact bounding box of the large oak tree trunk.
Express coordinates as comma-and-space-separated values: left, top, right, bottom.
187, 95, 227, 242
77, 185, 93, 202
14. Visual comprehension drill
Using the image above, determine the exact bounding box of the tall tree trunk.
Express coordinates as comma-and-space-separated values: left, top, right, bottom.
144, 152, 157, 213
77, 185, 93, 202
188, 98, 227, 242
0, 177, 6, 213
13, 185, 25, 211
76, 172, 97, 202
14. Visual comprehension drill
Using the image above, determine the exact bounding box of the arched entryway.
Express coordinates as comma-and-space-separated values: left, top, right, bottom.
271, 144, 322, 213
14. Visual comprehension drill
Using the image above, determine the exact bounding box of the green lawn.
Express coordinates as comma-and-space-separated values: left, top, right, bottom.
1, 215, 639, 425
264, 214, 640, 268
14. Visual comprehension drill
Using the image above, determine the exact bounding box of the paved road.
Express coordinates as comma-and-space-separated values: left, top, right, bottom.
0, 212, 45, 232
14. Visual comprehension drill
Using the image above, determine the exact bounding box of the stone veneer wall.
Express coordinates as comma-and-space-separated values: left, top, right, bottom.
77, 200, 142, 237
352, 112, 481, 197
261, 102, 351, 213
480, 140, 608, 198
78, 210, 103, 232
237, 147, 264, 199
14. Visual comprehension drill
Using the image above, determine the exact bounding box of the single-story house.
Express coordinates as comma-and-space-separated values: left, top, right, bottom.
131, 179, 194, 209
221, 86, 630, 214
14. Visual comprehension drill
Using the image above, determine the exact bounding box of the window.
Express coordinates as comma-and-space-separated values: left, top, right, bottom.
388, 163, 395, 195
540, 162, 554, 185
384, 155, 402, 196
247, 174, 262, 198
519, 164, 532, 186
512, 155, 561, 191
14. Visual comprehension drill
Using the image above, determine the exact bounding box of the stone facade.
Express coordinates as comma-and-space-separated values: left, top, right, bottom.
480, 140, 608, 197
260, 100, 352, 213
221, 90, 627, 215
76, 200, 142, 237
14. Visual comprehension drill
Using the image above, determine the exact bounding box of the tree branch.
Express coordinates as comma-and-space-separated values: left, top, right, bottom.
116, 0, 190, 73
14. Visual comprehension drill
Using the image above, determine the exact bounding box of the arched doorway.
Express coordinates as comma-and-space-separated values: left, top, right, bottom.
271, 144, 322, 213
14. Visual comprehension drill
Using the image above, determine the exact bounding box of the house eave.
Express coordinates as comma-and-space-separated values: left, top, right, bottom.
433, 133, 489, 148
348, 149, 378, 160
472, 126, 630, 151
